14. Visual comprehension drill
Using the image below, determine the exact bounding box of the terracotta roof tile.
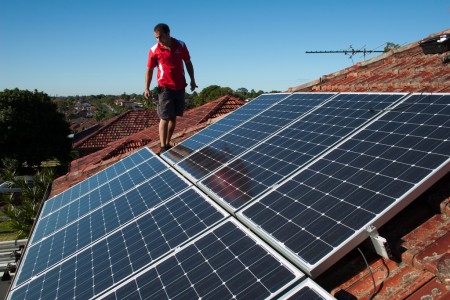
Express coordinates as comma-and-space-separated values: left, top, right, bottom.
288, 29, 450, 94
73, 110, 159, 151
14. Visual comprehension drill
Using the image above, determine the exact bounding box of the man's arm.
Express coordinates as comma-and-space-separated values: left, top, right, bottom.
184, 60, 197, 91
144, 67, 154, 99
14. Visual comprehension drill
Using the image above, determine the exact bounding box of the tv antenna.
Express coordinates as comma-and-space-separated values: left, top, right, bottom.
306, 45, 386, 63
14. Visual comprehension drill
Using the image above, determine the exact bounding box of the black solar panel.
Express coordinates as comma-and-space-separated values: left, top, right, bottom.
99, 219, 303, 300
31, 157, 170, 244
238, 93, 450, 276
200, 93, 406, 211
175, 93, 336, 182
9, 188, 228, 299
13, 168, 193, 288
41, 148, 156, 216
163, 93, 290, 165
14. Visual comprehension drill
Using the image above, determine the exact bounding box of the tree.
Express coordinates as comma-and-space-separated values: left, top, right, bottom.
0, 88, 72, 168
193, 85, 234, 106
384, 42, 400, 52
1, 163, 55, 238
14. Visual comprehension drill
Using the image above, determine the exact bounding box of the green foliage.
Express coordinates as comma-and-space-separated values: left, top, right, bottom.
384, 42, 400, 52
0, 88, 72, 168
0, 158, 18, 185
192, 85, 234, 106
1, 165, 55, 239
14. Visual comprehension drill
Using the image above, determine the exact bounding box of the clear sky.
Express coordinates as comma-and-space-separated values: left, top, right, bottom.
0, 0, 449, 96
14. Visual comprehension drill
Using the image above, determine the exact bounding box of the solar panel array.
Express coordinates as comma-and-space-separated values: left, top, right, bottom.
198, 93, 406, 211
99, 219, 303, 300
8, 92, 450, 299
238, 93, 450, 276
170, 93, 337, 182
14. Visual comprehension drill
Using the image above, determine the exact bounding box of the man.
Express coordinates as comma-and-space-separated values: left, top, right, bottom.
144, 23, 197, 154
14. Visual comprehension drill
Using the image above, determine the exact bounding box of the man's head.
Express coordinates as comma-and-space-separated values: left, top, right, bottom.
154, 23, 171, 46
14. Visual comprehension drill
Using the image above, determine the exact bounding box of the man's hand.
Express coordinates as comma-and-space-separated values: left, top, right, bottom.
190, 81, 198, 92
144, 89, 150, 99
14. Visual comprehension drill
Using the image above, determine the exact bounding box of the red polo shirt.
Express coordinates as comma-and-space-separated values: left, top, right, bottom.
147, 37, 191, 91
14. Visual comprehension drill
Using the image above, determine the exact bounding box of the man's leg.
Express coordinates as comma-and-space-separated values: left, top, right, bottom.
166, 117, 176, 146
159, 118, 169, 147
159, 116, 176, 147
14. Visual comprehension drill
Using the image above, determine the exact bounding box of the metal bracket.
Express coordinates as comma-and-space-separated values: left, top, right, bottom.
366, 225, 392, 259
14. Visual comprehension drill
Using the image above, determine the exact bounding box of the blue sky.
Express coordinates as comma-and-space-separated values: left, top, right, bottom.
0, 0, 449, 96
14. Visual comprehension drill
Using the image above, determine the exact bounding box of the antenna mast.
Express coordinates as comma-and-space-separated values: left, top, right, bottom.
306, 45, 386, 61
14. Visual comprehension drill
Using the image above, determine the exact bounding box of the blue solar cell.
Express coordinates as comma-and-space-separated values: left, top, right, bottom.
41, 148, 155, 217
98, 219, 303, 300
31, 156, 169, 244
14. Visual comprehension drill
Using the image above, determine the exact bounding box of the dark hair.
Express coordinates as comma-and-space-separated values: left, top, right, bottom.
154, 23, 170, 34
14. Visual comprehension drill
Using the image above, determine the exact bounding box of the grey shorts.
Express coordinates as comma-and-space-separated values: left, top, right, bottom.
157, 87, 185, 120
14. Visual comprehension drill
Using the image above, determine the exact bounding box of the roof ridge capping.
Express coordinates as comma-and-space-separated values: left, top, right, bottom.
287, 28, 450, 92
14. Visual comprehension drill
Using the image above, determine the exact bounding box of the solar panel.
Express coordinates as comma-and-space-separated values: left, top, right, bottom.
97, 219, 304, 300
199, 93, 406, 212
238, 93, 450, 277
9, 187, 228, 299
278, 278, 336, 299
162, 93, 291, 165
31, 155, 170, 244
12, 167, 193, 288
41, 147, 155, 216
174, 93, 336, 182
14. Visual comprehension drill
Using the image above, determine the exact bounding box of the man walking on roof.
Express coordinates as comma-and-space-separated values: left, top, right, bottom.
144, 23, 197, 154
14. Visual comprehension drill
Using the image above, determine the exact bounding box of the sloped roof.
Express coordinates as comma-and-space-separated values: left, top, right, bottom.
73, 109, 159, 150
288, 29, 450, 93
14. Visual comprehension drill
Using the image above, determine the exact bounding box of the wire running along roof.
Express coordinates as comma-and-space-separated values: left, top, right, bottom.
8, 92, 449, 299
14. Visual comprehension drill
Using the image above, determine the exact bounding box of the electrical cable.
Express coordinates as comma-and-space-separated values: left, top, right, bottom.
357, 247, 377, 300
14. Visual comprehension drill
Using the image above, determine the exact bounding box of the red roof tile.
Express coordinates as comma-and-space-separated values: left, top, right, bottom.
73, 110, 159, 152
288, 29, 450, 93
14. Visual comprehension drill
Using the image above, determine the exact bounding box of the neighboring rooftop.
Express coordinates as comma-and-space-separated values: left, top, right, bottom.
73, 109, 160, 157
